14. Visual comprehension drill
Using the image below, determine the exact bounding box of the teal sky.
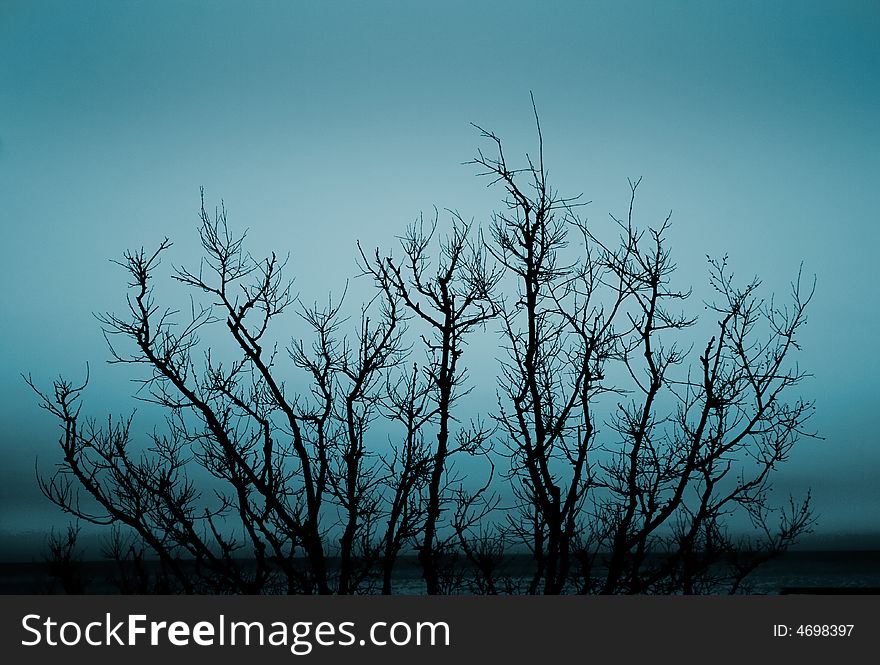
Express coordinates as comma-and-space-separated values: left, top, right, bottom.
1, 0, 878, 557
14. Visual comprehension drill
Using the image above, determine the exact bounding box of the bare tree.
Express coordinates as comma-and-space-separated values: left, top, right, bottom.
471, 103, 629, 594
361, 213, 500, 594
31, 195, 349, 593
44, 524, 85, 594
377, 363, 433, 594
594, 253, 816, 594
472, 100, 816, 594
319, 298, 406, 594
28, 192, 448, 595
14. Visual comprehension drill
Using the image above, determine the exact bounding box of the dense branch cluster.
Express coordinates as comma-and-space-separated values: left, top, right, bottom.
29, 114, 816, 594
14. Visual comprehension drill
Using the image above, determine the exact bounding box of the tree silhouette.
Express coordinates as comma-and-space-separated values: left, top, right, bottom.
472, 101, 816, 594
28, 109, 816, 594
360, 213, 500, 594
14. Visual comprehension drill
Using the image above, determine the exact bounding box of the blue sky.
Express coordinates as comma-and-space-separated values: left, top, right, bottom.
1, 0, 878, 556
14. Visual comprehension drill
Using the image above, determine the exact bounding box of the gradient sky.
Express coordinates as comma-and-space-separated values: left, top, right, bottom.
1, 0, 878, 558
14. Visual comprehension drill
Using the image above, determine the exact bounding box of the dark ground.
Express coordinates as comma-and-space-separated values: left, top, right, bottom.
1, 551, 879, 595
